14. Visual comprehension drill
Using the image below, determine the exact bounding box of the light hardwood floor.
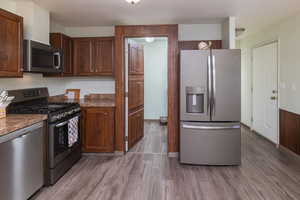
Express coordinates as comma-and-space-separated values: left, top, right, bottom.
34, 121, 300, 200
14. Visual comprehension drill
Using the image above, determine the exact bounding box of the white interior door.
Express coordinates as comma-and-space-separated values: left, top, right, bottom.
252, 42, 278, 144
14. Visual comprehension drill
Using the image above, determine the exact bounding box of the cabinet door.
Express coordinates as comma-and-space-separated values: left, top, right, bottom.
128, 75, 144, 112
73, 38, 93, 75
93, 37, 114, 76
128, 108, 144, 149
0, 9, 23, 77
62, 35, 73, 75
280, 110, 300, 155
128, 43, 144, 75
83, 108, 114, 152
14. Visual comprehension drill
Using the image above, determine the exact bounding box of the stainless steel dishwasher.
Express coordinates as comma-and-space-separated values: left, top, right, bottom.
0, 122, 45, 200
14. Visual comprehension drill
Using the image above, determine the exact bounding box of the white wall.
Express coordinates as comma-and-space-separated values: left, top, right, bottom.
142, 39, 168, 119
0, 73, 66, 96
15, 1, 50, 44
178, 24, 222, 41
65, 26, 114, 37
64, 77, 115, 97
50, 19, 66, 34
239, 12, 300, 116
1, 0, 16, 13
222, 17, 236, 49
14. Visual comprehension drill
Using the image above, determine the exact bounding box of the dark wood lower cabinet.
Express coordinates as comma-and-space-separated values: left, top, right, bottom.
128, 108, 144, 149
82, 107, 115, 153
280, 109, 300, 155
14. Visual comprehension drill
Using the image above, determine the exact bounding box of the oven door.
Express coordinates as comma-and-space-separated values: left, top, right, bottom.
49, 113, 80, 168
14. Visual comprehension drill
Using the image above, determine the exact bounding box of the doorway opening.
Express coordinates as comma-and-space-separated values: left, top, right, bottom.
124, 37, 168, 153
251, 41, 279, 144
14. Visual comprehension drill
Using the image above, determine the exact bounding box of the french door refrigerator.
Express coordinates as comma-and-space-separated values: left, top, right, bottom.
180, 49, 241, 165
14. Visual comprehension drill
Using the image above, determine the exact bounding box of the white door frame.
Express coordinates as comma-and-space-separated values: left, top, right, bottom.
251, 39, 280, 145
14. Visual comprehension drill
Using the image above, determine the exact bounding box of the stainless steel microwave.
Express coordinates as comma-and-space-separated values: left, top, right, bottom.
23, 40, 63, 73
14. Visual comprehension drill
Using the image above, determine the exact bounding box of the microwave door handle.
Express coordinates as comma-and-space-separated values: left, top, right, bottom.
53, 52, 61, 69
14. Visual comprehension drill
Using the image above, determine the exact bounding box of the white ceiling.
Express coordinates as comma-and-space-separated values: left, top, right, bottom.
33, 0, 300, 37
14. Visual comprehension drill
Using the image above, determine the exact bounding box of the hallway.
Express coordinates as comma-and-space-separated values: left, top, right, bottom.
35, 124, 300, 200
129, 121, 167, 154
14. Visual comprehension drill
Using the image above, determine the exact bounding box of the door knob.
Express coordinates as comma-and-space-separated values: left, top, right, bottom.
272, 90, 278, 94
270, 96, 277, 100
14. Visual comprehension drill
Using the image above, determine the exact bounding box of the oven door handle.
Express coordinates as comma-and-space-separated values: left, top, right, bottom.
55, 121, 68, 128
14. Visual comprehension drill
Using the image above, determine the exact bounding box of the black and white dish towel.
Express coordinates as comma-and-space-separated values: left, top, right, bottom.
68, 116, 79, 147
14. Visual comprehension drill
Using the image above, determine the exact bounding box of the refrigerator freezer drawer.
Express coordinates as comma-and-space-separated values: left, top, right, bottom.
180, 122, 241, 165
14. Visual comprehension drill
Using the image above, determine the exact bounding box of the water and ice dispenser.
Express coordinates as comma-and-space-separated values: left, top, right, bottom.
186, 86, 205, 113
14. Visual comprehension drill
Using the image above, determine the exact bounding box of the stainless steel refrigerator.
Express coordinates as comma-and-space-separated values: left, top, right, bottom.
180, 49, 241, 165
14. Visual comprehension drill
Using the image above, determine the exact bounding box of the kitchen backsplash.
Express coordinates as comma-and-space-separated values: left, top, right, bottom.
0, 73, 115, 96
63, 77, 115, 97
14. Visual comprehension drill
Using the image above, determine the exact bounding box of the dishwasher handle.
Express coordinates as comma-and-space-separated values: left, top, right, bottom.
182, 124, 240, 130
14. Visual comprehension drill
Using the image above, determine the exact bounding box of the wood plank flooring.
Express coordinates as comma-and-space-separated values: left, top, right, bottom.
34, 122, 300, 200
129, 121, 167, 154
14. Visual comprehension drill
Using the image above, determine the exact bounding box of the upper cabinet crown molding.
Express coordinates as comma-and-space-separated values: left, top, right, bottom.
0, 8, 23, 78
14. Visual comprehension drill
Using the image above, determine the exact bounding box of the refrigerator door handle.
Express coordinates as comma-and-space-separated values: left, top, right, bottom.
182, 124, 240, 130
207, 55, 211, 116
212, 55, 216, 116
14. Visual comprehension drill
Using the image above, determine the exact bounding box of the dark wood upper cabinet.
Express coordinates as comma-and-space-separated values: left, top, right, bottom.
128, 43, 144, 75
73, 38, 93, 75
49, 33, 73, 76
93, 37, 114, 75
82, 107, 115, 153
0, 8, 23, 77
73, 37, 114, 76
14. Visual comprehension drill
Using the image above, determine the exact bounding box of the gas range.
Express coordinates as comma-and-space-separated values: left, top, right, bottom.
7, 88, 81, 123
47, 103, 81, 123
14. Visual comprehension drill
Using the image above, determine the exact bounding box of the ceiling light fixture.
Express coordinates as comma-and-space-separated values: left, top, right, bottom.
145, 37, 155, 43
126, 0, 141, 5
